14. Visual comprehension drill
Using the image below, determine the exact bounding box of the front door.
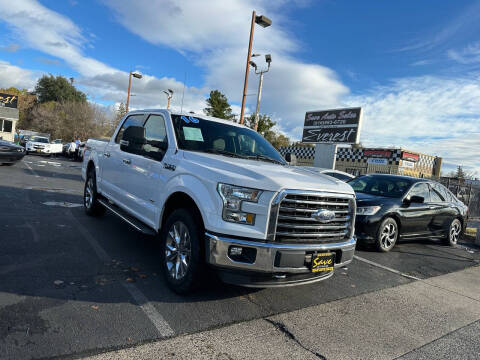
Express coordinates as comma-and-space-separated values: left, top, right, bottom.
119, 114, 169, 228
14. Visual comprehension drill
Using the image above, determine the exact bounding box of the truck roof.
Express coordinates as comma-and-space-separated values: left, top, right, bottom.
128, 109, 250, 129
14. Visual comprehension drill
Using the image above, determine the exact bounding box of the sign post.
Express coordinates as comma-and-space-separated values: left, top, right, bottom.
302, 107, 362, 169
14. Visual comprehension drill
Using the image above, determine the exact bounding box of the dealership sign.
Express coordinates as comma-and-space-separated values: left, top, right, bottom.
367, 158, 388, 165
0, 93, 18, 108
302, 107, 362, 144
402, 151, 419, 162
401, 160, 415, 169
364, 149, 392, 158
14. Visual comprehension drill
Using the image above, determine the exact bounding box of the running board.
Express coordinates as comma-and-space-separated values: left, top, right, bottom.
98, 199, 157, 236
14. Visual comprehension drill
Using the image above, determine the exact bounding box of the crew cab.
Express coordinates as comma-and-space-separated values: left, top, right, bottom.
82, 110, 357, 293
26, 136, 63, 156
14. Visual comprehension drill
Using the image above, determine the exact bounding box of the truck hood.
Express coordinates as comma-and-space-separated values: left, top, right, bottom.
182, 151, 354, 194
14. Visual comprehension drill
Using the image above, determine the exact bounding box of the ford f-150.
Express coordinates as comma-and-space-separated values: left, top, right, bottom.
82, 110, 357, 294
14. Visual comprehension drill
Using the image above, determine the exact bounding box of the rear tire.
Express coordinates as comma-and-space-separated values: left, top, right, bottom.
84, 169, 105, 217
375, 217, 398, 252
445, 218, 462, 246
160, 208, 204, 295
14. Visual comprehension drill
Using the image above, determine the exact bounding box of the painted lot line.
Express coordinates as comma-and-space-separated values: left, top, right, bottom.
67, 210, 175, 338
354, 255, 423, 280
22, 160, 39, 178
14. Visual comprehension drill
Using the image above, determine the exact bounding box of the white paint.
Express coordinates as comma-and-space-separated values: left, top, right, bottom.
42, 201, 83, 208
354, 255, 422, 281
22, 160, 39, 178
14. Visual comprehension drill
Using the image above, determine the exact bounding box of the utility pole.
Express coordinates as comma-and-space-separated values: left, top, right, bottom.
239, 11, 272, 125
163, 89, 174, 110
126, 71, 142, 113
250, 54, 271, 131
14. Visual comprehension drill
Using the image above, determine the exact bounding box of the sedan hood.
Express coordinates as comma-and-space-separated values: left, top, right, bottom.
182, 151, 354, 194
0, 140, 24, 150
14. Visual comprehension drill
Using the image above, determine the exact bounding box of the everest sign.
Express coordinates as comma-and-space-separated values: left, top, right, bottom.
302, 107, 362, 144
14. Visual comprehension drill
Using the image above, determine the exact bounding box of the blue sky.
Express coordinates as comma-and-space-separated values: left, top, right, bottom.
0, 0, 479, 175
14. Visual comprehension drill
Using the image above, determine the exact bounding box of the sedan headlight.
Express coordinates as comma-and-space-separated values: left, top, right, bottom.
356, 206, 381, 216
217, 183, 262, 225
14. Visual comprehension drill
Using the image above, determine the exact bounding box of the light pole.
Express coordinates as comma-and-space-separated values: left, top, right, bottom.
239, 11, 272, 125
126, 71, 142, 112
163, 89, 173, 110
250, 54, 271, 131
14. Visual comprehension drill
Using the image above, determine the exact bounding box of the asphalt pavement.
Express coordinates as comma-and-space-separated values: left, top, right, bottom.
1, 155, 479, 359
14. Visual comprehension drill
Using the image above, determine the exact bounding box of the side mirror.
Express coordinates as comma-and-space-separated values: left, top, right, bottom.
284, 152, 297, 165
120, 126, 146, 155
405, 195, 424, 204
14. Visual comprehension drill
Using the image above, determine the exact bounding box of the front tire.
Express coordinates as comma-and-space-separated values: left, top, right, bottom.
445, 218, 462, 246
375, 217, 398, 252
160, 208, 204, 295
84, 169, 105, 217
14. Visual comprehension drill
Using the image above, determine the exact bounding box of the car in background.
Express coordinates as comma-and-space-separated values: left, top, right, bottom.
300, 166, 355, 182
0, 139, 26, 165
25, 136, 63, 156
77, 142, 86, 161
349, 174, 467, 252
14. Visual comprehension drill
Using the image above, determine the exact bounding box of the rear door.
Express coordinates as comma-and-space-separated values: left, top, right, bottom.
400, 182, 433, 236
101, 113, 145, 205
430, 183, 457, 235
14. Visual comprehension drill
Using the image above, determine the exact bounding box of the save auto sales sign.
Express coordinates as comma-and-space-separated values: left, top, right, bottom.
0, 93, 18, 108
302, 107, 362, 144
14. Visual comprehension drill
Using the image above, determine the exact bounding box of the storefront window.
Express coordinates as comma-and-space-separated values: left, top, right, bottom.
0, 119, 13, 133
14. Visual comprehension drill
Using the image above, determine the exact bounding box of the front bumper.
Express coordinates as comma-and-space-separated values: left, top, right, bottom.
0, 151, 25, 163
205, 232, 356, 287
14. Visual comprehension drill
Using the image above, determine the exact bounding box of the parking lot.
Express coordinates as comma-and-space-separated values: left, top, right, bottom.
1, 155, 479, 359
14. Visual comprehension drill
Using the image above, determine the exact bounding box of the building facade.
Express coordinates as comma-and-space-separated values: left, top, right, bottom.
279, 146, 442, 178
0, 93, 19, 142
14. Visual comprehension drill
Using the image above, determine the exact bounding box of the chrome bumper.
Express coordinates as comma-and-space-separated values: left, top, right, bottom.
205, 232, 356, 274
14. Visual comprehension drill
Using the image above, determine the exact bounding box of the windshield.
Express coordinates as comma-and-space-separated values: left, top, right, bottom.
172, 115, 286, 165
348, 175, 412, 198
31, 137, 49, 143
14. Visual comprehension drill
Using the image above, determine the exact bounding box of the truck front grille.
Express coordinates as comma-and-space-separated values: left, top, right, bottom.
272, 192, 355, 244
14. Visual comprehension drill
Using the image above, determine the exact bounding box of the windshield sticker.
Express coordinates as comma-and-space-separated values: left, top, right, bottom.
181, 115, 200, 124
183, 127, 204, 142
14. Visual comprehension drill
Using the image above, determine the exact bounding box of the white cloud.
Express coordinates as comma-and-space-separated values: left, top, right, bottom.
0, 61, 38, 90
448, 42, 480, 64
0, 43, 21, 52
346, 75, 480, 174
101, 0, 349, 134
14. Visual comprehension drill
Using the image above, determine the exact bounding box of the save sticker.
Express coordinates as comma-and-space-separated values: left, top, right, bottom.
183, 127, 204, 142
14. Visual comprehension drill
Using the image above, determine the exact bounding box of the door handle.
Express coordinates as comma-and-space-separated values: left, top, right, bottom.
104, 152, 110, 158
122, 159, 131, 165
428, 206, 436, 209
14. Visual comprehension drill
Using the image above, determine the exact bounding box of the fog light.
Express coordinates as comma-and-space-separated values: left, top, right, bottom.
229, 246, 243, 256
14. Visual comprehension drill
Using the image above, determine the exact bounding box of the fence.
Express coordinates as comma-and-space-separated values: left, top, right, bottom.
437, 178, 480, 219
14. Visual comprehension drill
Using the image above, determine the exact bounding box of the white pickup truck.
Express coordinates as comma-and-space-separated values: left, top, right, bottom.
26, 136, 63, 156
82, 110, 356, 294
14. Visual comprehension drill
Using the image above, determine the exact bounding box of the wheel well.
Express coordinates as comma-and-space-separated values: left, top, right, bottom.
86, 160, 95, 174
384, 214, 402, 233
161, 192, 205, 232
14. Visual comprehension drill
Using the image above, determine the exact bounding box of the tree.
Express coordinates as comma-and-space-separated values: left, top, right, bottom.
35, 75, 87, 103
204, 90, 235, 120
245, 114, 276, 136
455, 166, 466, 179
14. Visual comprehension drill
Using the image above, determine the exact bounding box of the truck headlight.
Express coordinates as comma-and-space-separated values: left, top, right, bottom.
356, 206, 381, 216
217, 183, 262, 225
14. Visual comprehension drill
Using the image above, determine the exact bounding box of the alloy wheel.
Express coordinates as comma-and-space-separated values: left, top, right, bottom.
450, 221, 461, 244
380, 222, 396, 250
84, 178, 93, 209
165, 221, 192, 280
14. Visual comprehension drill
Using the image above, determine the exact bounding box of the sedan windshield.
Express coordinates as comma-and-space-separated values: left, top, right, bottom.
31, 137, 49, 143
348, 175, 412, 198
172, 114, 286, 165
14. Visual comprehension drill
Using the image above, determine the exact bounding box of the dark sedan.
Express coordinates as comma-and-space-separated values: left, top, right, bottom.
349, 174, 468, 252
0, 140, 26, 165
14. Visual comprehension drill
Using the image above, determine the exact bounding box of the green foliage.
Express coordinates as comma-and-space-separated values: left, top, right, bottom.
35, 75, 87, 103
204, 90, 235, 120
455, 165, 466, 179
245, 113, 290, 149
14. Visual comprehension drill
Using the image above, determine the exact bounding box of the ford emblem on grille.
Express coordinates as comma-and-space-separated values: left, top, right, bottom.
311, 209, 336, 223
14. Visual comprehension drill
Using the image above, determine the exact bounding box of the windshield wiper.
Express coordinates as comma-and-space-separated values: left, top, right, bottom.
246, 154, 286, 165
204, 149, 249, 159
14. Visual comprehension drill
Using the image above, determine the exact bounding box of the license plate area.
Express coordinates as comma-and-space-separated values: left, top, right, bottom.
311, 252, 335, 273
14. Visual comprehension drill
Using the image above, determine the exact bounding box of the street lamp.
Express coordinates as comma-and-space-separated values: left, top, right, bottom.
250, 54, 272, 131
239, 11, 272, 125
126, 71, 142, 112
163, 89, 173, 110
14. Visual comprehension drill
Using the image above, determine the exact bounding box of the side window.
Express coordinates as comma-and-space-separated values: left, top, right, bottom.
115, 114, 145, 143
143, 114, 168, 159
409, 183, 431, 202
429, 185, 445, 202
432, 183, 449, 202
